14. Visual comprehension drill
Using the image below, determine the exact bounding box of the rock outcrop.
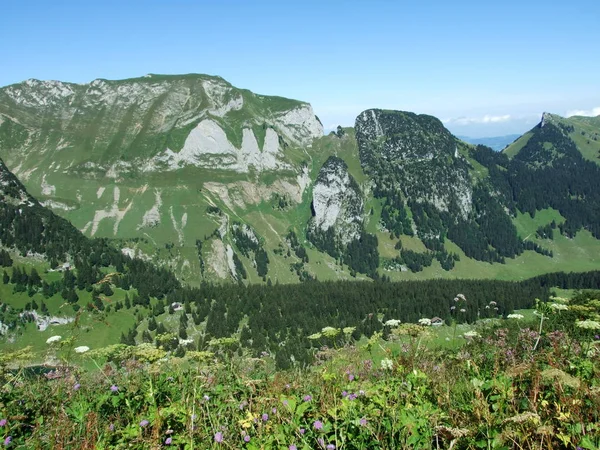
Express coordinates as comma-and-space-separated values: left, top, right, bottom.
308, 156, 364, 245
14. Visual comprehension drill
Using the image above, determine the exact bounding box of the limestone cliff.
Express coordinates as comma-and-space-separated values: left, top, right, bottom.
307, 156, 364, 246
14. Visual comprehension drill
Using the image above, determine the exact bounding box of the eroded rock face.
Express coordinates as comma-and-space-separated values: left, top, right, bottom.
308, 156, 364, 245
0, 74, 323, 176
355, 108, 472, 219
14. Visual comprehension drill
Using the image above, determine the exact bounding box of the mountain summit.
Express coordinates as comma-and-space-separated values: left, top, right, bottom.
0, 73, 323, 176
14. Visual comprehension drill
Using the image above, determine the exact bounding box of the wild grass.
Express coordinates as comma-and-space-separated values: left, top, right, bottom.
2, 292, 599, 449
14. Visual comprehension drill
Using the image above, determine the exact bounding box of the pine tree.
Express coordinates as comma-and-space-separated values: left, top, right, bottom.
179, 324, 188, 339
2, 270, 9, 285
156, 322, 167, 335
142, 329, 152, 343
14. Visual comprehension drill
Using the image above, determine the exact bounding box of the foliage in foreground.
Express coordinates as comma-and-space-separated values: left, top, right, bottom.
1, 292, 600, 449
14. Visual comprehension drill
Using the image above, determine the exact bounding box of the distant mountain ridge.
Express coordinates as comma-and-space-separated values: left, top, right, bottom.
2, 74, 600, 283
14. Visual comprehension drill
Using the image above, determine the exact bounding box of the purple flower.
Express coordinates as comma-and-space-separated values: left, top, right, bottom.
165, 437, 172, 445
299, 428, 305, 435
0, 419, 6, 427
289, 446, 297, 450
3, 436, 11, 446
285, 383, 291, 389
360, 417, 367, 426
140, 419, 149, 427
239, 401, 247, 410
595, 335, 600, 340
110, 385, 118, 392
327, 445, 335, 450
272, 407, 277, 414
348, 374, 355, 381
348, 393, 357, 401
203, 395, 210, 401
109, 423, 115, 432
313, 420, 323, 430
244, 435, 251, 443
341, 391, 348, 398
214, 432, 223, 443
303, 395, 312, 402
359, 390, 365, 396
262, 413, 269, 422
318, 438, 325, 447
73, 383, 81, 391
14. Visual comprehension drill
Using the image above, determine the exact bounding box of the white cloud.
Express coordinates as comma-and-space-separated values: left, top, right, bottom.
566, 107, 600, 118
442, 114, 512, 125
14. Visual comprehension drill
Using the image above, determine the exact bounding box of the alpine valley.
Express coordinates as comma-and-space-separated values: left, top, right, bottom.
2, 73, 600, 285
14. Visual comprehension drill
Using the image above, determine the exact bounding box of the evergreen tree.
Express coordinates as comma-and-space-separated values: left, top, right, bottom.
179, 324, 188, 339
142, 329, 153, 343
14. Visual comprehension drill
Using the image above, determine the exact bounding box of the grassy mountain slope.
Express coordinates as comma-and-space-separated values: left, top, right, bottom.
504, 113, 600, 164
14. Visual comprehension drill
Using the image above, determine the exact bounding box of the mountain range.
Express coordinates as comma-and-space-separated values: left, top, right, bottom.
2, 73, 600, 285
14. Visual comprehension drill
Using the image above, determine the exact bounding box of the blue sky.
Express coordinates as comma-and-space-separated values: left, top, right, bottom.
2, 0, 599, 137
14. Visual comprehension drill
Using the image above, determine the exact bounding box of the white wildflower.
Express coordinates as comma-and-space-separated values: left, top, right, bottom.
307, 332, 322, 340
342, 326, 356, 336
46, 335, 62, 344
418, 318, 432, 326
576, 320, 600, 330
381, 358, 393, 370
463, 330, 480, 338
321, 326, 340, 338
549, 303, 568, 311
507, 314, 524, 320
457, 294, 466, 301
384, 319, 401, 327
74, 346, 90, 353
459, 308, 466, 313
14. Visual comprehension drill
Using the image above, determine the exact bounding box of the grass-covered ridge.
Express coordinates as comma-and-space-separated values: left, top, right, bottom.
2, 291, 599, 448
